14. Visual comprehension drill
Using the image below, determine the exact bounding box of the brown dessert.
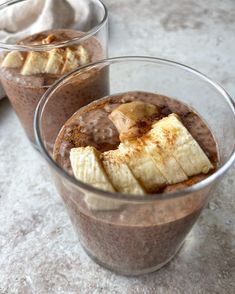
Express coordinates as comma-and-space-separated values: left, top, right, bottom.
0, 29, 107, 144
53, 91, 219, 274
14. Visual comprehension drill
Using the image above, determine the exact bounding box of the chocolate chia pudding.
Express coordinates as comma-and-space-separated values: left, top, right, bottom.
53, 91, 219, 275
0, 29, 107, 144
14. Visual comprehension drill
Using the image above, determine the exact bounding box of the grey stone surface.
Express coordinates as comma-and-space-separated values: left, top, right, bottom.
0, 0, 235, 293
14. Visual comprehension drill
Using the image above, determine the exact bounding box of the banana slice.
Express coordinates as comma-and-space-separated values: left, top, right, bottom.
144, 139, 188, 184
61, 48, 80, 74
61, 46, 89, 74
70, 146, 122, 211
152, 113, 213, 176
21, 51, 49, 75
70, 146, 115, 192
109, 101, 158, 141
77, 45, 90, 65
45, 48, 65, 75
119, 141, 166, 192
70, 105, 213, 201
1, 32, 89, 75
143, 118, 188, 184
101, 149, 146, 195
1, 51, 25, 68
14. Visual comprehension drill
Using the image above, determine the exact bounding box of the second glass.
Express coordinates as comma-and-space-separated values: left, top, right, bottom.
0, 0, 108, 147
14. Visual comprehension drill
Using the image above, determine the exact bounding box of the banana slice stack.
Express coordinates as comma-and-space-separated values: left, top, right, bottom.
70, 101, 214, 210
1, 34, 89, 75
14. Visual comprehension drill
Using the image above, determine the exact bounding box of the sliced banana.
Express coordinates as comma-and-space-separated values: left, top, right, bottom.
153, 113, 213, 176
70, 146, 115, 192
143, 116, 189, 184
70, 146, 122, 211
69, 104, 213, 201
2, 33, 90, 75
101, 149, 146, 195
144, 137, 188, 184
61, 48, 80, 74
119, 141, 166, 192
1, 51, 25, 68
109, 101, 158, 141
21, 51, 49, 75
77, 45, 90, 65
61, 46, 89, 74
45, 48, 65, 75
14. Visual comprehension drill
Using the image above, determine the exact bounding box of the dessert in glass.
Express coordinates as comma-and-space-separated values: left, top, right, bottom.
34, 57, 235, 276
0, 0, 108, 147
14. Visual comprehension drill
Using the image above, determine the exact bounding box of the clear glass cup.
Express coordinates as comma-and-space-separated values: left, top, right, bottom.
34, 57, 235, 276
0, 0, 108, 147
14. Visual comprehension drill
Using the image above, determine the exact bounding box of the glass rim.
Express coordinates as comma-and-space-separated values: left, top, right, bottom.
0, 0, 108, 51
34, 56, 235, 202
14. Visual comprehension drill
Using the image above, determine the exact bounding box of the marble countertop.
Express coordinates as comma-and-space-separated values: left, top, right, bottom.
0, 0, 235, 293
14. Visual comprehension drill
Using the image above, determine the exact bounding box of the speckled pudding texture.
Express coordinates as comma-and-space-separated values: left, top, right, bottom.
53, 91, 218, 274
0, 29, 107, 143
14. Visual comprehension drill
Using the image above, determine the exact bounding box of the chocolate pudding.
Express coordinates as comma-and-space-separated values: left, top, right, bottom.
53, 91, 219, 274
0, 29, 107, 144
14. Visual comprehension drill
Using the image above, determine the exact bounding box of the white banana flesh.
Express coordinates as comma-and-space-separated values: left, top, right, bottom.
144, 138, 188, 184
150, 113, 213, 176
45, 48, 65, 75
61, 47, 81, 74
102, 149, 146, 195
21, 51, 49, 75
1, 51, 25, 68
70, 146, 115, 192
1, 35, 90, 75
141, 114, 213, 183
119, 141, 166, 192
144, 118, 188, 184
70, 147, 122, 211
77, 45, 90, 65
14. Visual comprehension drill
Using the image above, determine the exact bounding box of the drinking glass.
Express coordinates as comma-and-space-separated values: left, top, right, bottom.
34, 57, 235, 276
0, 0, 108, 147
